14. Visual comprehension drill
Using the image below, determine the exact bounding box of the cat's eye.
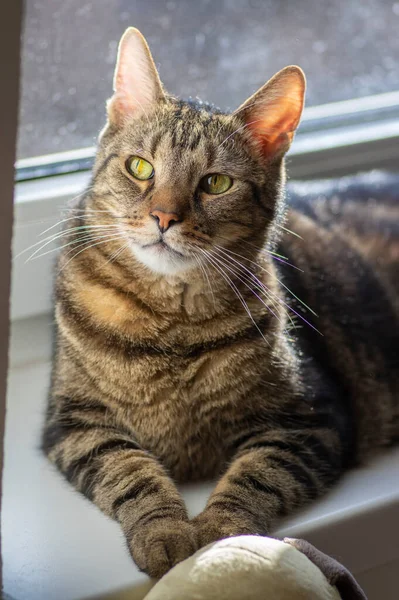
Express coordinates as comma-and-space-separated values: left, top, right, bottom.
200, 174, 233, 195
126, 156, 154, 180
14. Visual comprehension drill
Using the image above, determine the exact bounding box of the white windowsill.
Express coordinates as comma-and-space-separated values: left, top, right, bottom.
3, 315, 399, 600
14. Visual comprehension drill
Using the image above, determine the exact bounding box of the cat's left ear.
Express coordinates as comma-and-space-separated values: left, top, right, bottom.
235, 66, 306, 160
107, 28, 165, 126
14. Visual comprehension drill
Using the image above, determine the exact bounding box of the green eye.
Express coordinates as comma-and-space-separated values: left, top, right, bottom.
126, 156, 154, 180
200, 173, 233, 195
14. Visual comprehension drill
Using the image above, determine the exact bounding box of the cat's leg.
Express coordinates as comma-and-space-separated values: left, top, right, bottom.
43, 396, 197, 578
192, 426, 344, 547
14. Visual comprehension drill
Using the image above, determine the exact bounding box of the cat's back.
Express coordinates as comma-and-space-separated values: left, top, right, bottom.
279, 171, 399, 458
286, 170, 399, 296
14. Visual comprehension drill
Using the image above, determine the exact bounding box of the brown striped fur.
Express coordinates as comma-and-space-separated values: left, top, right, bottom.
43, 29, 399, 578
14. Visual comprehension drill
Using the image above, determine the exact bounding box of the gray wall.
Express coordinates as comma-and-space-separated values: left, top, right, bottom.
0, 1, 22, 588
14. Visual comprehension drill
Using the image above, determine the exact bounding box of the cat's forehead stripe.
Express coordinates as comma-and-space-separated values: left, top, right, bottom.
170, 105, 207, 151
142, 104, 227, 169
149, 130, 163, 158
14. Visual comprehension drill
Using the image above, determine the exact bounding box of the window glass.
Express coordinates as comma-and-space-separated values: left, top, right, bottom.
18, 0, 399, 159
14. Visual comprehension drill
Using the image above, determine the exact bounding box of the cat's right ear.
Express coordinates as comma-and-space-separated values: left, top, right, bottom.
107, 28, 165, 127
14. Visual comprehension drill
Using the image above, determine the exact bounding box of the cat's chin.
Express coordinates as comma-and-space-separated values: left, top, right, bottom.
131, 242, 196, 276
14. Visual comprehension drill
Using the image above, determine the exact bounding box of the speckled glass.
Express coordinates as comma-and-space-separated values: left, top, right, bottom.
18, 0, 399, 159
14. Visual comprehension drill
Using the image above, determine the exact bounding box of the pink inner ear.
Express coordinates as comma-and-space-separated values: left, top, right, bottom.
108, 93, 136, 124
107, 28, 164, 126
247, 94, 303, 158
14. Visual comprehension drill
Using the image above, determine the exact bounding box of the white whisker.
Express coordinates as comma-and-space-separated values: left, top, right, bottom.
199, 248, 270, 346
38, 216, 118, 238
218, 119, 263, 148
21, 225, 121, 262
275, 223, 303, 239
232, 99, 264, 117
189, 245, 217, 310
215, 233, 302, 271
215, 244, 317, 317
100, 241, 130, 268
58, 235, 127, 273
30, 231, 123, 261
207, 249, 285, 327
212, 246, 295, 329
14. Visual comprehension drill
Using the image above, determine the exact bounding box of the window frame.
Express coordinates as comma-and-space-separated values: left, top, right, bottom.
15, 89, 399, 182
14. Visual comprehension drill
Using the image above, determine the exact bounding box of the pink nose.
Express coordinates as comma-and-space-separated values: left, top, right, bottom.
150, 210, 180, 233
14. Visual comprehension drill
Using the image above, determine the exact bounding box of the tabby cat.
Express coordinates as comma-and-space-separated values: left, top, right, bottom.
42, 28, 399, 578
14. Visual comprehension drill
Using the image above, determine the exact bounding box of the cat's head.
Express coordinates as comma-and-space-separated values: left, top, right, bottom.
87, 28, 305, 277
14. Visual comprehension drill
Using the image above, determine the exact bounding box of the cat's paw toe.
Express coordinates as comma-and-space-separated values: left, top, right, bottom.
129, 519, 198, 579
192, 510, 255, 549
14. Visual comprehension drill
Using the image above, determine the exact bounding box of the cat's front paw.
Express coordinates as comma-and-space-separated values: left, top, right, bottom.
192, 509, 256, 549
128, 518, 198, 579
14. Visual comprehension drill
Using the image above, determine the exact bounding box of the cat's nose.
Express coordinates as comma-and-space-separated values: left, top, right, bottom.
150, 209, 181, 233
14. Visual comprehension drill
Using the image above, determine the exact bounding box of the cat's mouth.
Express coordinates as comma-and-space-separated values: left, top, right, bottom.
131, 238, 195, 275
142, 240, 185, 258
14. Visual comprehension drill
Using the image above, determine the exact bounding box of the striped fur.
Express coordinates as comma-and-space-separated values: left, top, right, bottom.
43, 33, 399, 578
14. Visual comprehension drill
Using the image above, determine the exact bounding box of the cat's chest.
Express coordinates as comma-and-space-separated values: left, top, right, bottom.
124, 388, 228, 480
115, 361, 235, 478
97, 344, 262, 480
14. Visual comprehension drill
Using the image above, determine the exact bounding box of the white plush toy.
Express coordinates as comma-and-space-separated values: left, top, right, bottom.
141, 536, 367, 600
